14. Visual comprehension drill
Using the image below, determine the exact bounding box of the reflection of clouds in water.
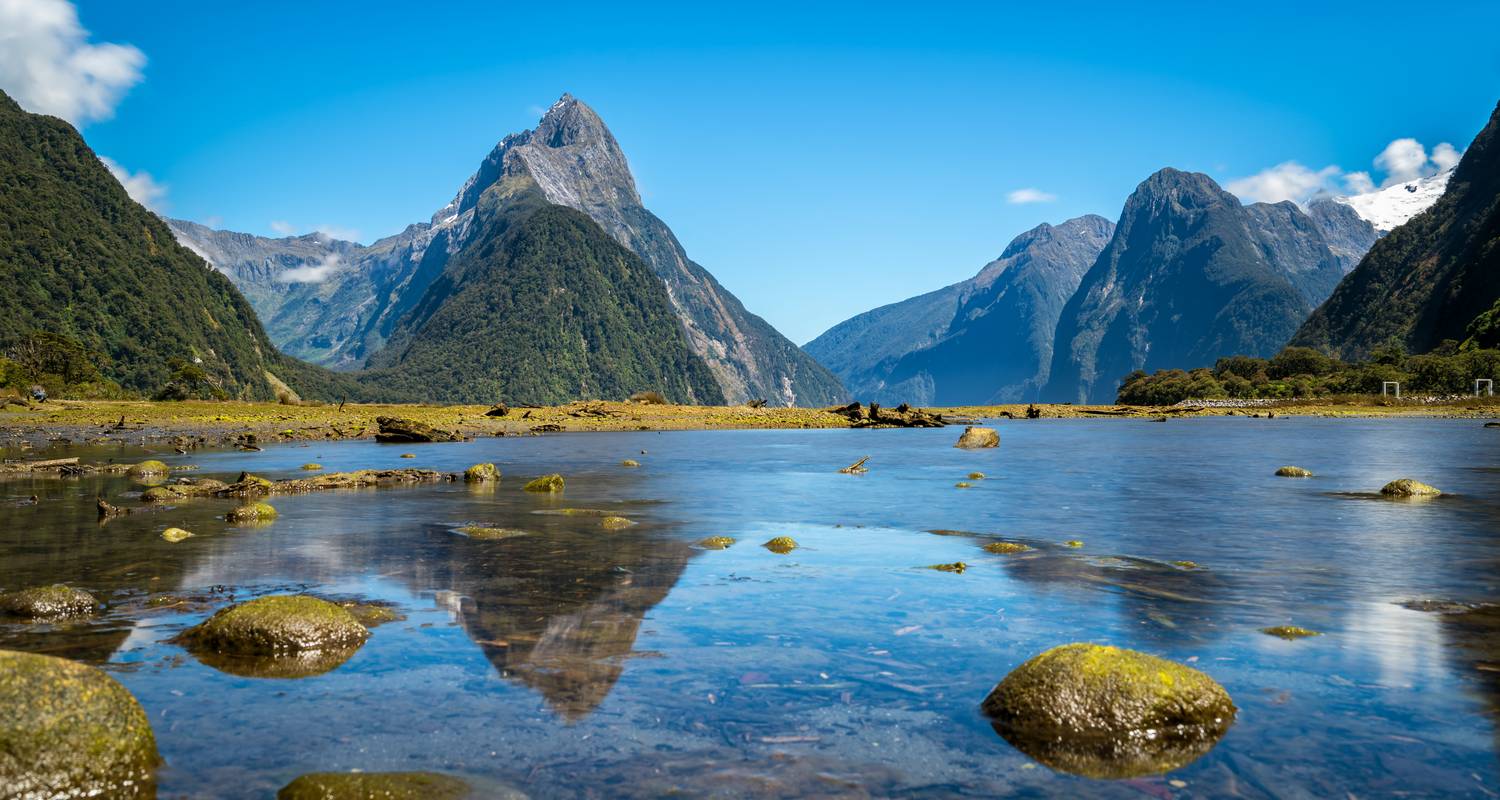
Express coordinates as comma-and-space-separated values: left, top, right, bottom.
1343, 602, 1448, 687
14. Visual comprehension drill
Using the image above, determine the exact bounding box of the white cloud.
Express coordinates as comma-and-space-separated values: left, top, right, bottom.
269, 220, 297, 236
1226, 137, 1464, 206
1224, 161, 1342, 205
0, 0, 144, 125
277, 253, 342, 284
1373, 138, 1430, 186
98, 155, 165, 211
268, 220, 361, 243
1006, 188, 1057, 204
1430, 142, 1462, 171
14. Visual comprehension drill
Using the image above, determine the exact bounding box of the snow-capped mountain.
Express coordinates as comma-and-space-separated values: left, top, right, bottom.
1335, 168, 1453, 233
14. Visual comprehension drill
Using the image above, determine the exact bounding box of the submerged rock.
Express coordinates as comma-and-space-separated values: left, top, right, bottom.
982, 643, 1235, 778
621, 459, 640, 468
983, 541, 1031, 554
0, 584, 97, 619
126, 459, 170, 477
374, 416, 463, 443
968, 472, 986, 480
522, 474, 565, 493
141, 485, 185, 503
300, 463, 323, 471
1275, 466, 1313, 477
226, 501, 278, 523
464, 463, 499, 483
926, 562, 968, 573
600, 516, 635, 530
696, 536, 736, 549
0, 649, 160, 798
1065, 540, 1084, 548
277, 771, 514, 800
955, 481, 972, 489
181, 595, 369, 656
763, 536, 799, 554
161, 527, 194, 543
1380, 478, 1441, 497
955, 426, 1000, 449
457, 526, 530, 541
1261, 625, 1321, 640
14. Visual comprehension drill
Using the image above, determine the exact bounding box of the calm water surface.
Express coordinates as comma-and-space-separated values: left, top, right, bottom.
2, 418, 1499, 798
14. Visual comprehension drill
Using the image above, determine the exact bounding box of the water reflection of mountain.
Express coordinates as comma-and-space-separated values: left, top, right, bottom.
420, 526, 694, 719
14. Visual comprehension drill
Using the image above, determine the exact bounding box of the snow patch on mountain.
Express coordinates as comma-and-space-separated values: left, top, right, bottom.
1335, 168, 1453, 233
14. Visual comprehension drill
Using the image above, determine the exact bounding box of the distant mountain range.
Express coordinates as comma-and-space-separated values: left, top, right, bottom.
1294, 101, 1500, 359
805, 215, 1115, 404
172, 95, 845, 407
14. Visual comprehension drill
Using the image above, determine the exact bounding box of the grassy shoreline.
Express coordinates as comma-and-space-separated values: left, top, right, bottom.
0, 397, 1497, 452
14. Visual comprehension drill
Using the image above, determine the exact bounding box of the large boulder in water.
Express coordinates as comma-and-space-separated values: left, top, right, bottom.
954, 426, 999, 449
981, 643, 1235, 778
0, 584, 98, 619
464, 462, 499, 483
1380, 478, 1441, 497
181, 595, 369, 655
375, 416, 463, 443
0, 649, 160, 797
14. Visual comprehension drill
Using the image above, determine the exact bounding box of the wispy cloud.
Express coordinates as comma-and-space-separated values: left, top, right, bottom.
1225, 137, 1464, 205
1006, 188, 1057, 204
277, 253, 342, 284
98, 155, 166, 211
268, 220, 361, 243
269, 220, 297, 236
0, 0, 145, 125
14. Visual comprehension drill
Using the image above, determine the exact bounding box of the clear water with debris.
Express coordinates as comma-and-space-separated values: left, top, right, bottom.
2, 418, 1498, 798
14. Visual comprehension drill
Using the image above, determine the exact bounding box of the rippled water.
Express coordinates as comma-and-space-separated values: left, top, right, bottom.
3, 418, 1499, 798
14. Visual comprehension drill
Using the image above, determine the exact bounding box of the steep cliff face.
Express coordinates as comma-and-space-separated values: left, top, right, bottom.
1294, 101, 1500, 359
1043, 169, 1348, 404
435, 95, 845, 406
177, 95, 845, 406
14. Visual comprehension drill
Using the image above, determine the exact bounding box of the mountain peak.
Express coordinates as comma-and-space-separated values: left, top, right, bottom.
534, 93, 609, 149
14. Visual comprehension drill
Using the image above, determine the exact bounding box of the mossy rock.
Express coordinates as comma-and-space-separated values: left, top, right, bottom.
1064, 540, 1084, 548
277, 771, 508, 800
300, 463, 323, 471
600, 516, 636, 530
926, 562, 968, 573
457, 526, 530, 541
227, 501, 278, 523
341, 602, 403, 628
1275, 466, 1313, 477
1380, 478, 1441, 497
0, 649, 160, 798
0, 584, 98, 619
968, 472, 986, 480
1261, 625, 1321, 640
763, 536, 798, 554
161, 527, 194, 543
954, 426, 999, 449
621, 459, 640, 467
696, 536, 736, 549
522, 474, 565, 493
1172, 561, 1200, 570
400, 453, 416, 459
464, 463, 499, 483
983, 541, 1030, 554
531, 507, 608, 516
181, 595, 369, 656
127, 459, 170, 477
981, 643, 1235, 778
141, 486, 185, 503
955, 481, 973, 489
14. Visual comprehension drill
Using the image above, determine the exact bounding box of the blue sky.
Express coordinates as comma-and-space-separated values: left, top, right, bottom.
6, 1, 1500, 343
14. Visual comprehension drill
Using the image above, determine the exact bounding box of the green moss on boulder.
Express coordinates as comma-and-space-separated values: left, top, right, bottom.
982, 643, 1235, 778
1380, 478, 1441, 497
181, 595, 369, 655
127, 460, 170, 477
0, 584, 97, 619
226, 502, 278, 523
522, 474, 565, 493
0, 649, 160, 797
300, 463, 323, 471
1275, 466, 1313, 477
161, 527, 194, 543
464, 463, 499, 483
926, 562, 968, 573
141, 486, 185, 503
600, 516, 635, 530
1261, 625, 1321, 640
763, 536, 798, 554
277, 771, 490, 800
983, 541, 1030, 554
696, 536, 736, 549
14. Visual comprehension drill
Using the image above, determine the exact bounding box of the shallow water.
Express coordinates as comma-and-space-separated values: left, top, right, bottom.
3, 418, 1499, 798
